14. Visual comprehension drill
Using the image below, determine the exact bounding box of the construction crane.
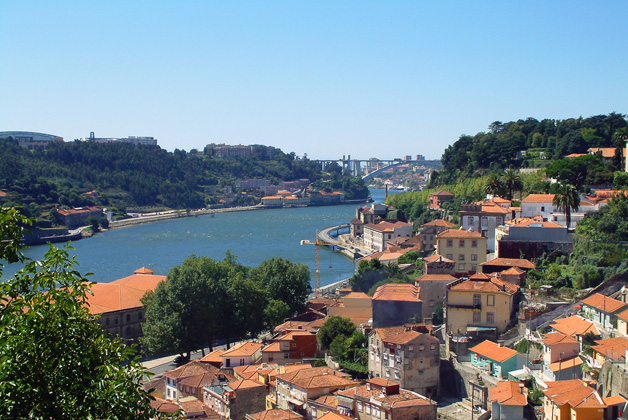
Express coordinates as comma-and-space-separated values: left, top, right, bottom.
300, 230, 335, 297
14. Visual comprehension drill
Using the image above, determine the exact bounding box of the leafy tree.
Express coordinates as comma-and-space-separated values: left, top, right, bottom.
350, 259, 390, 293
553, 183, 580, 228
0, 207, 155, 419
432, 304, 444, 325
317, 316, 356, 349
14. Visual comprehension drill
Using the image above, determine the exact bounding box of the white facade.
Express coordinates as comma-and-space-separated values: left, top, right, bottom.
363, 221, 413, 252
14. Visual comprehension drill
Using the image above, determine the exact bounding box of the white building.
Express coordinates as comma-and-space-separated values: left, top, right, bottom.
363, 221, 413, 252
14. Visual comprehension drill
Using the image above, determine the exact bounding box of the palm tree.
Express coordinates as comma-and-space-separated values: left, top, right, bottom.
484, 173, 505, 197
503, 169, 524, 200
553, 183, 580, 228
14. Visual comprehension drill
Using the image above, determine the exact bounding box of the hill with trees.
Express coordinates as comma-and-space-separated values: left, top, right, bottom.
0, 138, 368, 227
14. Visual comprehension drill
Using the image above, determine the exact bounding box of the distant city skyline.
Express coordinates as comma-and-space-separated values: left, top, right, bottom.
1, 1, 626, 160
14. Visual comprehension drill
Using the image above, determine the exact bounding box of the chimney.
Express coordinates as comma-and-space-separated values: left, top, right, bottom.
519, 384, 524, 394
497, 340, 505, 348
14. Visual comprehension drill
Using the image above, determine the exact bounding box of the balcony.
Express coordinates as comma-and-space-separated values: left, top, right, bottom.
447, 302, 481, 310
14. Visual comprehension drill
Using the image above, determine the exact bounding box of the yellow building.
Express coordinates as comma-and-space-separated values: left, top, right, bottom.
446, 273, 519, 335
435, 229, 487, 276
542, 379, 606, 420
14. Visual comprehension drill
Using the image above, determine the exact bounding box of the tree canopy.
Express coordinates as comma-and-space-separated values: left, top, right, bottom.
0, 207, 155, 419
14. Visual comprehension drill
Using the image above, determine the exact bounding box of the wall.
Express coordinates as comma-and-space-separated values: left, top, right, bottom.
372, 300, 422, 328
436, 236, 487, 275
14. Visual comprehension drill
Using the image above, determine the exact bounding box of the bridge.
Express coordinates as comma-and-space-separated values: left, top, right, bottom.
314, 156, 442, 178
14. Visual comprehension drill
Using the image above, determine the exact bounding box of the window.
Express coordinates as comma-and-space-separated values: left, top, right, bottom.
357, 401, 363, 412
473, 294, 481, 305
471, 254, 477, 261
284, 354, 289, 358
481, 217, 488, 226
429, 300, 435, 307
487, 295, 495, 306
105, 318, 110, 326
312, 407, 317, 418
472, 240, 478, 248
240, 359, 245, 365
366, 404, 371, 414
394, 371, 400, 380
473, 311, 481, 323
126, 314, 131, 322
459, 240, 465, 247
459, 263, 465, 271
447, 239, 453, 247
419, 344, 425, 351
471, 264, 477, 272
409, 346, 414, 351
487, 312, 495, 324
459, 254, 465, 261
446, 254, 453, 260
541, 206, 545, 211
430, 343, 437, 350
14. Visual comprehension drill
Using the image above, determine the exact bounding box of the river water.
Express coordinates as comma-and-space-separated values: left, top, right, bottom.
2, 188, 400, 287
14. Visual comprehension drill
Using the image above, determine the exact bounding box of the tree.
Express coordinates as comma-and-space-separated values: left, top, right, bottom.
317, 316, 356, 349
483, 173, 505, 197
503, 169, 523, 200
0, 207, 155, 419
553, 183, 581, 228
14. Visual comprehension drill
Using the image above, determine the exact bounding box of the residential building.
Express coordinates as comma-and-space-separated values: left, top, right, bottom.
495, 218, 574, 259
550, 316, 600, 340
351, 205, 377, 237
308, 394, 340, 419
418, 219, 456, 252
79, 132, 158, 146
274, 367, 358, 417
163, 360, 234, 401
336, 378, 437, 420
415, 274, 456, 323
588, 147, 620, 164
85, 267, 165, 343
580, 293, 627, 329
435, 229, 487, 276
261, 331, 318, 363
521, 194, 558, 221
591, 337, 628, 364
469, 340, 525, 379
372, 284, 422, 328
368, 325, 440, 398
422, 254, 455, 276
446, 273, 519, 336
542, 379, 606, 420
428, 190, 454, 210
200, 349, 226, 368
327, 292, 373, 327
246, 409, 304, 420
363, 221, 413, 252
203, 379, 266, 420
488, 381, 528, 420
56, 206, 104, 228
0, 130, 63, 149
540, 333, 582, 381
460, 199, 512, 252
221, 342, 264, 368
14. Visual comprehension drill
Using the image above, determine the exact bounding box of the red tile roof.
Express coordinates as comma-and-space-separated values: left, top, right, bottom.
488, 381, 527, 406
200, 349, 226, 364
372, 283, 421, 302
541, 332, 579, 346
591, 337, 628, 361
430, 190, 454, 196
543, 379, 605, 409
85, 270, 166, 314
248, 409, 303, 420
581, 293, 627, 314
423, 254, 454, 264
222, 341, 263, 357
548, 356, 583, 372
617, 307, 628, 322
364, 221, 413, 232
603, 395, 627, 406
373, 326, 438, 346
228, 379, 265, 391
551, 316, 600, 337
449, 276, 519, 295
421, 219, 456, 228
522, 194, 555, 203
415, 274, 456, 282
482, 258, 535, 270
436, 228, 484, 239
470, 340, 520, 363
276, 367, 356, 390
318, 413, 354, 420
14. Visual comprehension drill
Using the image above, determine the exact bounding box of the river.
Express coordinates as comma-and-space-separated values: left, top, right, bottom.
2, 188, 400, 286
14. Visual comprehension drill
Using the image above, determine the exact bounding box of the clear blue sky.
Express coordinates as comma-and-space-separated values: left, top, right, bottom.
1, 1, 626, 160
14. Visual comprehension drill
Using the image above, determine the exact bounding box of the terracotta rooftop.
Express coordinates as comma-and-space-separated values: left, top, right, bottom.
415, 274, 456, 282
373, 326, 438, 346
248, 409, 303, 420
588, 147, 616, 158
548, 356, 583, 372
506, 218, 563, 228
200, 349, 225, 364
551, 316, 600, 337
436, 228, 483, 239
317, 413, 354, 420
337, 384, 432, 407
276, 367, 355, 390
312, 394, 338, 406
222, 341, 264, 358
429, 190, 454, 196
449, 276, 519, 295
423, 254, 454, 264
617, 307, 628, 322
364, 221, 413, 232
591, 337, 628, 361
521, 194, 555, 203
85, 269, 166, 314
541, 332, 579, 346
470, 340, 520, 363
344, 292, 371, 299
543, 379, 605, 409
603, 395, 628, 406
372, 283, 421, 302
56, 206, 102, 216
150, 397, 180, 414
164, 360, 220, 380
228, 379, 265, 391
581, 293, 627, 314
421, 219, 456, 228
501, 267, 525, 275
488, 381, 527, 406
482, 258, 535, 270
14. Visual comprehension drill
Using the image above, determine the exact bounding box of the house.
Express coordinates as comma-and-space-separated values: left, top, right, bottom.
488, 380, 528, 420
446, 273, 520, 336
203, 378, 267, 420
588, 147, 619, 164
435, 229, 487, 276
336, 378, 437, 420
359, 246, 418, 266
85, 267, 166, 343
460, 199, 512, 252
591, 336, 628, 364
55, 205, 103, 227
274, 367, 358, 417
580, 293, 627, 329
163, 360, 235, 401
372, 283, 422, 328
540, 333, 582, 382
617, 308, 628, 336
327, 292, 373, 327
351, 205, 377, 237
308, 393, 340, 419
521, 194, 557, 221
550, 315, 600, 340
469, 340, 525, 379
418, 219, 456, 252
414, 274, 456, 323
495, 218, 574, 259
428, 190, 454, 210
422, 254, 455, 276
200, 349, 226, 368
221, 342, 264, 368
363, 221, 413, 252
542, 379, 606, 420
368, 325, 440, 398
246, 409, 304, 420
261, 331, 318, 363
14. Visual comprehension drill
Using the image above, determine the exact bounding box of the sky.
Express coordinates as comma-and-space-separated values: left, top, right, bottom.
1, 1, 627, 160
